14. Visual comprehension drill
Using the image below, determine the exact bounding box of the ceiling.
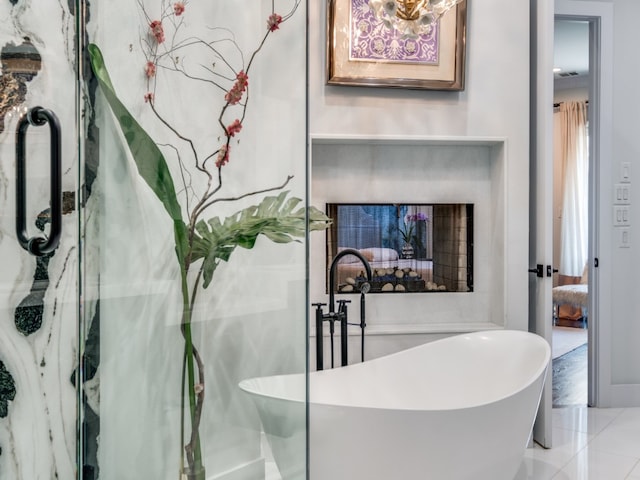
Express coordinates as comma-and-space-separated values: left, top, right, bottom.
554, 19, 589, 89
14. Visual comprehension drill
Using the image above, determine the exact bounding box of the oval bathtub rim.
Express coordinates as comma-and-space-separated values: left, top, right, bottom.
238, 329, 551, 412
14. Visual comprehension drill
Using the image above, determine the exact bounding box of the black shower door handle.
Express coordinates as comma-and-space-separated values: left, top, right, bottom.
15, 106, 62, 256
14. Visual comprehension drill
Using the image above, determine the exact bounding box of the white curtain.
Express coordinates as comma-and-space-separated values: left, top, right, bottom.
558, 101, 589, 276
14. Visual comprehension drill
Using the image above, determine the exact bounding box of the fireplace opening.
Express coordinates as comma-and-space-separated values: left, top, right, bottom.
326, 203, 474, 294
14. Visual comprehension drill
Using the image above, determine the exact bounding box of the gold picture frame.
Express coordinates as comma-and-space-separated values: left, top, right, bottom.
326, 0, 467, 90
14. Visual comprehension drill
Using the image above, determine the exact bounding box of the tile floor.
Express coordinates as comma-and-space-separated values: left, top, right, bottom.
516, 406, 640, 479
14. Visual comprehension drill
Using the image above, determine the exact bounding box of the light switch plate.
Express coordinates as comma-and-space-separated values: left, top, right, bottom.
614, 206, 631, 226
621, 162, 631, 182
619, 227, 631, 248
614, 183, 631, 205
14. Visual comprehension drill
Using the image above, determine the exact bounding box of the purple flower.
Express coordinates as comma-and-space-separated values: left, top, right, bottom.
405, 212, 428, 222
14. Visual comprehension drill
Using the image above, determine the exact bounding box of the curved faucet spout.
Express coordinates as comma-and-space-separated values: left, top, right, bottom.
329, 248, 372, 313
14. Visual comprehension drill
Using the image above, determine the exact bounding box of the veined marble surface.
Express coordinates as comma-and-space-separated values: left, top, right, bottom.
0, 1, 78, 479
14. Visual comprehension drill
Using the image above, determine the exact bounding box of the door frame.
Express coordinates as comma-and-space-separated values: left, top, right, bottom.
530, 0, 613, 447
530, 0, 555, 448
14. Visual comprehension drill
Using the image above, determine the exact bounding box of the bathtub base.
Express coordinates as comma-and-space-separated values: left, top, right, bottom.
309, 388, 538, 480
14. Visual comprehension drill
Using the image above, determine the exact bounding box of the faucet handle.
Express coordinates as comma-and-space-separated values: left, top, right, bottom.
336, 299, 350, 314
312, 302, 327, 309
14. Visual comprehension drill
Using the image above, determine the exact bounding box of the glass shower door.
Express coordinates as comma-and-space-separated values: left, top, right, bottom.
83, 1, 310, 480
0, 2, 81, 479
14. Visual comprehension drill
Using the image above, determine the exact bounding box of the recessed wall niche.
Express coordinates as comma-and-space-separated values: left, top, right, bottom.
310, 136, 507, 333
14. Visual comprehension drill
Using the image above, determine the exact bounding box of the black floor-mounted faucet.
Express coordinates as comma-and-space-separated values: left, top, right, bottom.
313, 249, 372, 370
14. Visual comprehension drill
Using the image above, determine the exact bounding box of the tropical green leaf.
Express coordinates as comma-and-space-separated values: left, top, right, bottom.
194, 192, 331, 288
88, 43, 189, 268
174, 220, 190, 268
308, 205, 333, 231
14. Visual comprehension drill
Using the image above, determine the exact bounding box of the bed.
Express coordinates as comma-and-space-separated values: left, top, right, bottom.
332, 247, 433, 293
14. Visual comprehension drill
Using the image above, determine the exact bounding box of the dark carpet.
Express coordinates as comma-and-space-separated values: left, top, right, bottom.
552, 343, 587, 407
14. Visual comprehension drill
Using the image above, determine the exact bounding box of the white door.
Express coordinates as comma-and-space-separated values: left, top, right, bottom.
530, 0, 555, 449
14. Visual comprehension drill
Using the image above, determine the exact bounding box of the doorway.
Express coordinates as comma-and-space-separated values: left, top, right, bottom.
531, 0, 613, 447
551, 18, 590, 407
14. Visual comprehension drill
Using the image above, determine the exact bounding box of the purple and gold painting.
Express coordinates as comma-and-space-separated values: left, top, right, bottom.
349, 0, 439, 65
327, 0, 467, 90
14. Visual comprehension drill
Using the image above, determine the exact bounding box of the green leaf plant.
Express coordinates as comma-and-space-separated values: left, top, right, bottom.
88, 2, 329, 478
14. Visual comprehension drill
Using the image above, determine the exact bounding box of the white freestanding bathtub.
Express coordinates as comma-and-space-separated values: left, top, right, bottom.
240, 330, 550, 480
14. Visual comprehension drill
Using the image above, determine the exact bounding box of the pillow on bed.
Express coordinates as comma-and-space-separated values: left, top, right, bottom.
357, 249, 375, 262
359, 247, 398, 262
336, 247, 363, 264
335, 247, 397, 263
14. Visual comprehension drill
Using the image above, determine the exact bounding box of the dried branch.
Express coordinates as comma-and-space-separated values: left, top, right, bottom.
194, 175, 294, 220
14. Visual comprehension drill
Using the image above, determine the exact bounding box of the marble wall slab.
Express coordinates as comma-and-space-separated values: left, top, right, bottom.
0, 1, 78, 478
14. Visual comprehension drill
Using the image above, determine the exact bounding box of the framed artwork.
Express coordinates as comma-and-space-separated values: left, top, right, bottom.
326, 0, 467, 90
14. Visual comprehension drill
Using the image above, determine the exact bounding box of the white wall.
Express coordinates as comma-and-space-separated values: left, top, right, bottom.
592, 0, 640, 402
308, 0, 531, 357
554, 0, 640, 406
554, 85, 589, 103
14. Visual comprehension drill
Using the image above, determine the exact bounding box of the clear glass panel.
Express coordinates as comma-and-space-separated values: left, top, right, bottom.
83, 2, 310, 479
0, 2, 80, 479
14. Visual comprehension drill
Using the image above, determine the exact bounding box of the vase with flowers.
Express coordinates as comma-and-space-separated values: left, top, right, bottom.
399, 212, 428, 259
88, 1, 329, 478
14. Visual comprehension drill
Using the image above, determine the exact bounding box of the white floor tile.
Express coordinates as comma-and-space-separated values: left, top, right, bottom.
550, 471, 573, 479
588, 422, 640, 459
552, 406, 623, 435
525, 428, 591, 471
554, 447, 638, 479
514, 456, 561, 480
609, 407, 640, 429
627, 459, 640, 478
